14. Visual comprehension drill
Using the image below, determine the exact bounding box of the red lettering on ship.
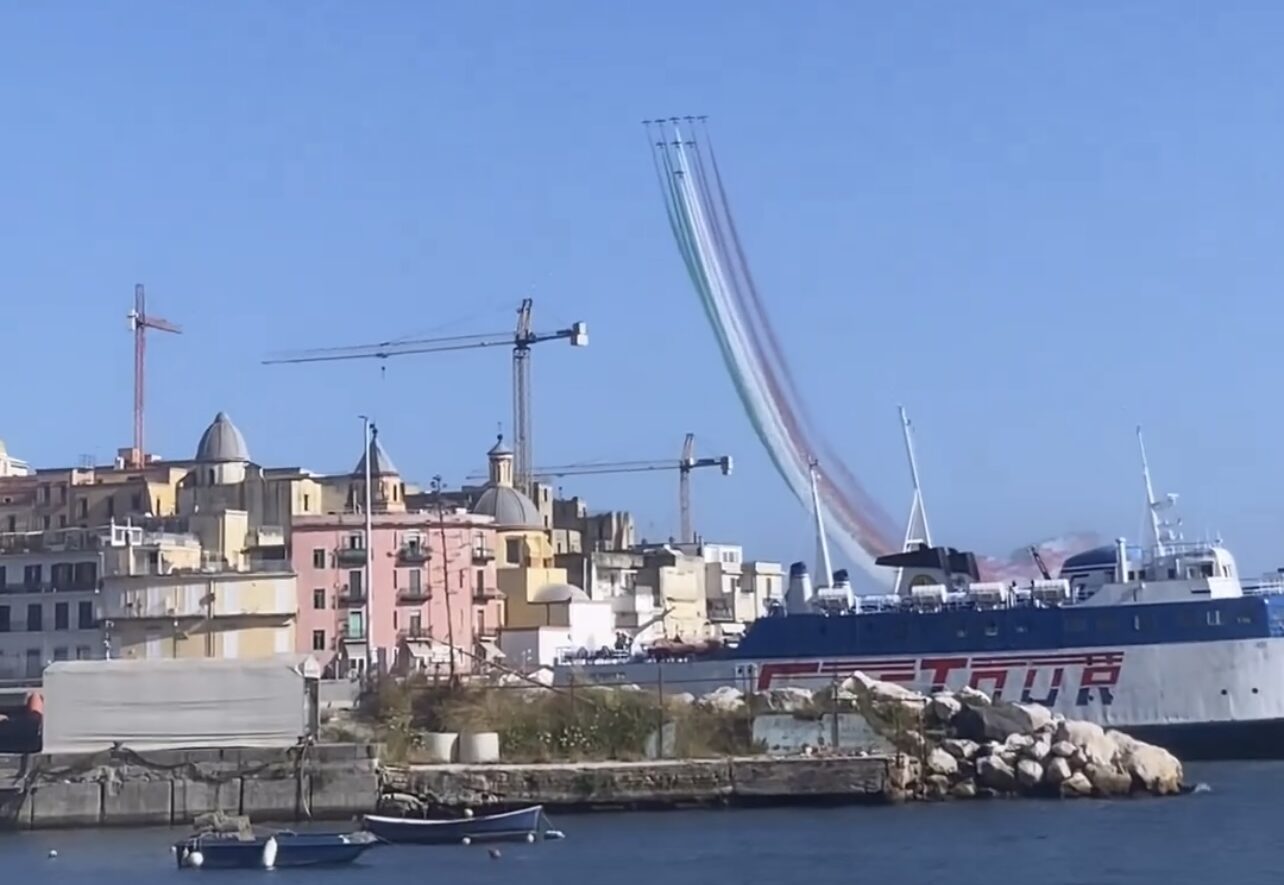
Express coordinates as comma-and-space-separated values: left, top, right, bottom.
969, 668, 1009, 700
920, 657, 969, 692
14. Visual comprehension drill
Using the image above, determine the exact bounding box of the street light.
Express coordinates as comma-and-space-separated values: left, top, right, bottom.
358, 415, 375, 681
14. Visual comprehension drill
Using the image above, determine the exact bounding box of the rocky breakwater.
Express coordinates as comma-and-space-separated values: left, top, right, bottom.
842, 672, 1184, 801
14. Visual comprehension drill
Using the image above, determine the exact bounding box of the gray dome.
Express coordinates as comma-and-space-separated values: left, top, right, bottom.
472, 485, 542, 529
354, 430, 399, 477
195, 412, 250, 463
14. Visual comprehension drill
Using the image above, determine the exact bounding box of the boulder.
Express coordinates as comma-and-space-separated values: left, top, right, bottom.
950, 779, 978, 799
1044, 756, 1073, 785
1061, 770, 1093, 797
1107, 730, 1183, 795
1050, 740, 1077, 758
925, 774, 952, 800
699, 686, 746, 712
753, 687, 814, 713
668, 692, 696, 707
929, 693, 963, 724
1086, 762, 1133, 797
976, 755, 1018, 792
927, 748, 959, 777
1016, 758, 1044, 789
942, 738, 980, 760
1055, 719, 1118, 767
1005, 732, 1035, 751
1025, 739, 1052, 762
957, 685, 992, 707
839, 671, 929, 750
953, 701, 1054, 742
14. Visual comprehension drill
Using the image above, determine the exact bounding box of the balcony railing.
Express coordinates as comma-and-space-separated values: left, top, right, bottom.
338, 622, 366, 641
472, 545, 495, 564
396, 544, 431, 565
0, 582, 98, 595
473, 586, 503, 603
337, 584, 367, 606
397, 626, 432, 641
397, 587, 431, 604
335, 547, 368, 566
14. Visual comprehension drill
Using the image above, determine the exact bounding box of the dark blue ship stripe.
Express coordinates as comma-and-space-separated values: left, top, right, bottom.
731, 594, 1284, 660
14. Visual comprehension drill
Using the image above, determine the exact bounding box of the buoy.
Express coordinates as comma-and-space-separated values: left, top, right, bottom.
461, 836, 472, 846
525, 832, 536, 843
463, 808, 474, 818
188, 850, 205, 869
488, 848, 502, 860
261, 836, 278, 870
47, 849, 58, 859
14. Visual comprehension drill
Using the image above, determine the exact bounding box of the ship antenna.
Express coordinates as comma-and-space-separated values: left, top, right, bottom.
1137, 425, 1164, 554
808, 458, 835, 591
898, 406, 933, 590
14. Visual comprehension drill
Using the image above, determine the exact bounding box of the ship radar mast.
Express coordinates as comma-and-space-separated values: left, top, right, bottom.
1136, 425, 1182, 552
808, 458, 834, 590
897, 406, 933, 589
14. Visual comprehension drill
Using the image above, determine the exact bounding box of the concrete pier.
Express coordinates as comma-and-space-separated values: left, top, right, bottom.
0, 743, 380, 830
382, 755, 893, 811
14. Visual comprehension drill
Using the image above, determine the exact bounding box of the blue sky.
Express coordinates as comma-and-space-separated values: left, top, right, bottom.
4, 3, 1284, 574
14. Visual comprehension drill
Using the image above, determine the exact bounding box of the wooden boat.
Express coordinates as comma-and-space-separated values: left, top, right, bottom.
174, 830, 381, 869
361, 805, 563, 845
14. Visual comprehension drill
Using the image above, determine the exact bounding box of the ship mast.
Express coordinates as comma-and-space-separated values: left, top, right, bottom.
808, 458, 834, 590
898, 406, 933, 589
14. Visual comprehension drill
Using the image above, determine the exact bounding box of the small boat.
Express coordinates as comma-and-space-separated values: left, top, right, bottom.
362, 805, 563, 845
174, 830, 381, 870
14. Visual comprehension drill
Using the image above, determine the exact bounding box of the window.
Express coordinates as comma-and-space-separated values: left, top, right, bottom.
130, 493, 142, 511
312, 630, 326, 651
346, 533, 365, 550
50, 563, 73, 590
409, 570, 422, 593
506, 538, 522, 565
24, 565, 41, 589
984, 621, 999, 637
75, 646, 91, 660
77, 601, 94, 629
303, 493, 311, 510
106, 497, 115, 518
4, 516, 13, 532
54, 603, 68, 631
58, 485, 67, 505
52, 647, 67, 662
58, 515, 67, 528
74, 561, 97, 589
475, 569, 485, 594
0, 606, 9, 632
1207, 609, 1222, 627
78, 499, 88, 519
26, 604, 42, 631
312, 588, 326, 610
42, 515, 50, 530
349, 570, 363, 596
409, 612, 422, 635
312, 548, 326, 569
0, 565, 6, 588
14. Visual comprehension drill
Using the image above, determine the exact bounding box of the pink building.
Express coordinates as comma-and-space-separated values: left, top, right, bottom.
291, 509, 501, 677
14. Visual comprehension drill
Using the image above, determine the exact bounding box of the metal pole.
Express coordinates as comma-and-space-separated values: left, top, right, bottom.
360, 416, 375, 681
433, 476, 458, 684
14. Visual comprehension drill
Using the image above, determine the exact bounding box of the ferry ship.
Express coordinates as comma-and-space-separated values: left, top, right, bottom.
555, 428, 1284, 760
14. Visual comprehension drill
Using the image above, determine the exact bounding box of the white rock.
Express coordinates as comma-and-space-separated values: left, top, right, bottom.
1051, 740, 1077, 758
1086, 762, 1133, 796
950, 779, 978, 799
1056, 719, 1118, 767
841, 671, 927, 706
1005, 733, 1035, 751
699, 686, 745, 712
1016, 758, 1044, 789
929, 693, 963, 723
957, 686, 992, 707
668, 692, 696, 707
1107, 730, 1183, 795
754, 687, 815, 713
955, 700, 1054, 741
1062, 770, 1093, 796
927, 748, 959, 777
1044, 756, 1073, 785
1025, 739, 1052, 762
976, 755, 1017, 791
942, 738, 980, 760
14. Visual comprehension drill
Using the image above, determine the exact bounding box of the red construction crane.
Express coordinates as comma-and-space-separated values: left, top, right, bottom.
127, 284, 181, 468
470, 433, 732, 543
262, 298, 587, 494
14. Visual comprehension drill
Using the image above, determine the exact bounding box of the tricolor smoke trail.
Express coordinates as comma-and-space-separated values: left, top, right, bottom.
647, 118, 1095, 584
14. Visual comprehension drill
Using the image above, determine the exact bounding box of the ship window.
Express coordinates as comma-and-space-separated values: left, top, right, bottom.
1132, 615, 1143, 632
1066, 617, 1086, 633
1207, 609, 1222, 627
984, 621, 998, 637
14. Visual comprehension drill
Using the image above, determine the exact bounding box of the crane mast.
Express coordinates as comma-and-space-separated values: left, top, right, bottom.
127, 284, 181, 469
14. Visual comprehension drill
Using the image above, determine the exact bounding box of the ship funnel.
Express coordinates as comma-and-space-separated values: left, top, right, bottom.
785, 561, 814, 614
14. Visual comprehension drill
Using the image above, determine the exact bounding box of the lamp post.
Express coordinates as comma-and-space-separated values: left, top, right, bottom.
358, 415, 375, 682
430, 475, 458, 684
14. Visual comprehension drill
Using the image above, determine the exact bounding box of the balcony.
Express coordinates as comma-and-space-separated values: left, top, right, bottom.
471, 544, 495, 564
337, 584, 367, 606
338, 622, 366, 642
397, 626, 432, 641
396, 543, 431, 565
335, 546, 368, 567
397, 587, 431, 604
473, 586, 503, 603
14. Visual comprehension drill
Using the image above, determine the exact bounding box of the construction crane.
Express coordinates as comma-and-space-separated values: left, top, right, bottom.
1029, 545, 1052, 581
262, 298, 587, 494
127, 284, 181, 468
470, 433, 732, 543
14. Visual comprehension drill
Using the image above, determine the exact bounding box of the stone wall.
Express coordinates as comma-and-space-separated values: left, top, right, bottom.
0, 743, 380, 830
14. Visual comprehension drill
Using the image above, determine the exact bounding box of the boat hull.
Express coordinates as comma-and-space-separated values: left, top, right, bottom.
555, 635, 1284, 760
362, 805, 546, 845
175, 832, 378, 869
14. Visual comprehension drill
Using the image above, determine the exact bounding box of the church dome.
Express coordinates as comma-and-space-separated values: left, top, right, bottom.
195, 412, 250, 463
354, 428, 399, 476
472, 485, 542, 530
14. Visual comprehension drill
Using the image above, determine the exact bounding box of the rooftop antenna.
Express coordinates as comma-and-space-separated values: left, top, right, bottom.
808, 458, 834, 590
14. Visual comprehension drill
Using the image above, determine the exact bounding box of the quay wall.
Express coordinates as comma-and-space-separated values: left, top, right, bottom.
382, 755, 893, 811
0, 743, 380, 830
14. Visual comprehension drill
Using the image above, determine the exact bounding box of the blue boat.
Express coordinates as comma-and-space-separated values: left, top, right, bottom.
362, 805, 560, 845
174, 830, 381, 869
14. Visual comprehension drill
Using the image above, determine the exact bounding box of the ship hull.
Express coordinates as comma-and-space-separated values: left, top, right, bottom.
556, 636, 1284, 760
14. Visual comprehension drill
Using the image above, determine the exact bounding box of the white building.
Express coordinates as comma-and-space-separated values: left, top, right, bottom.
0, 440, 31, 478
